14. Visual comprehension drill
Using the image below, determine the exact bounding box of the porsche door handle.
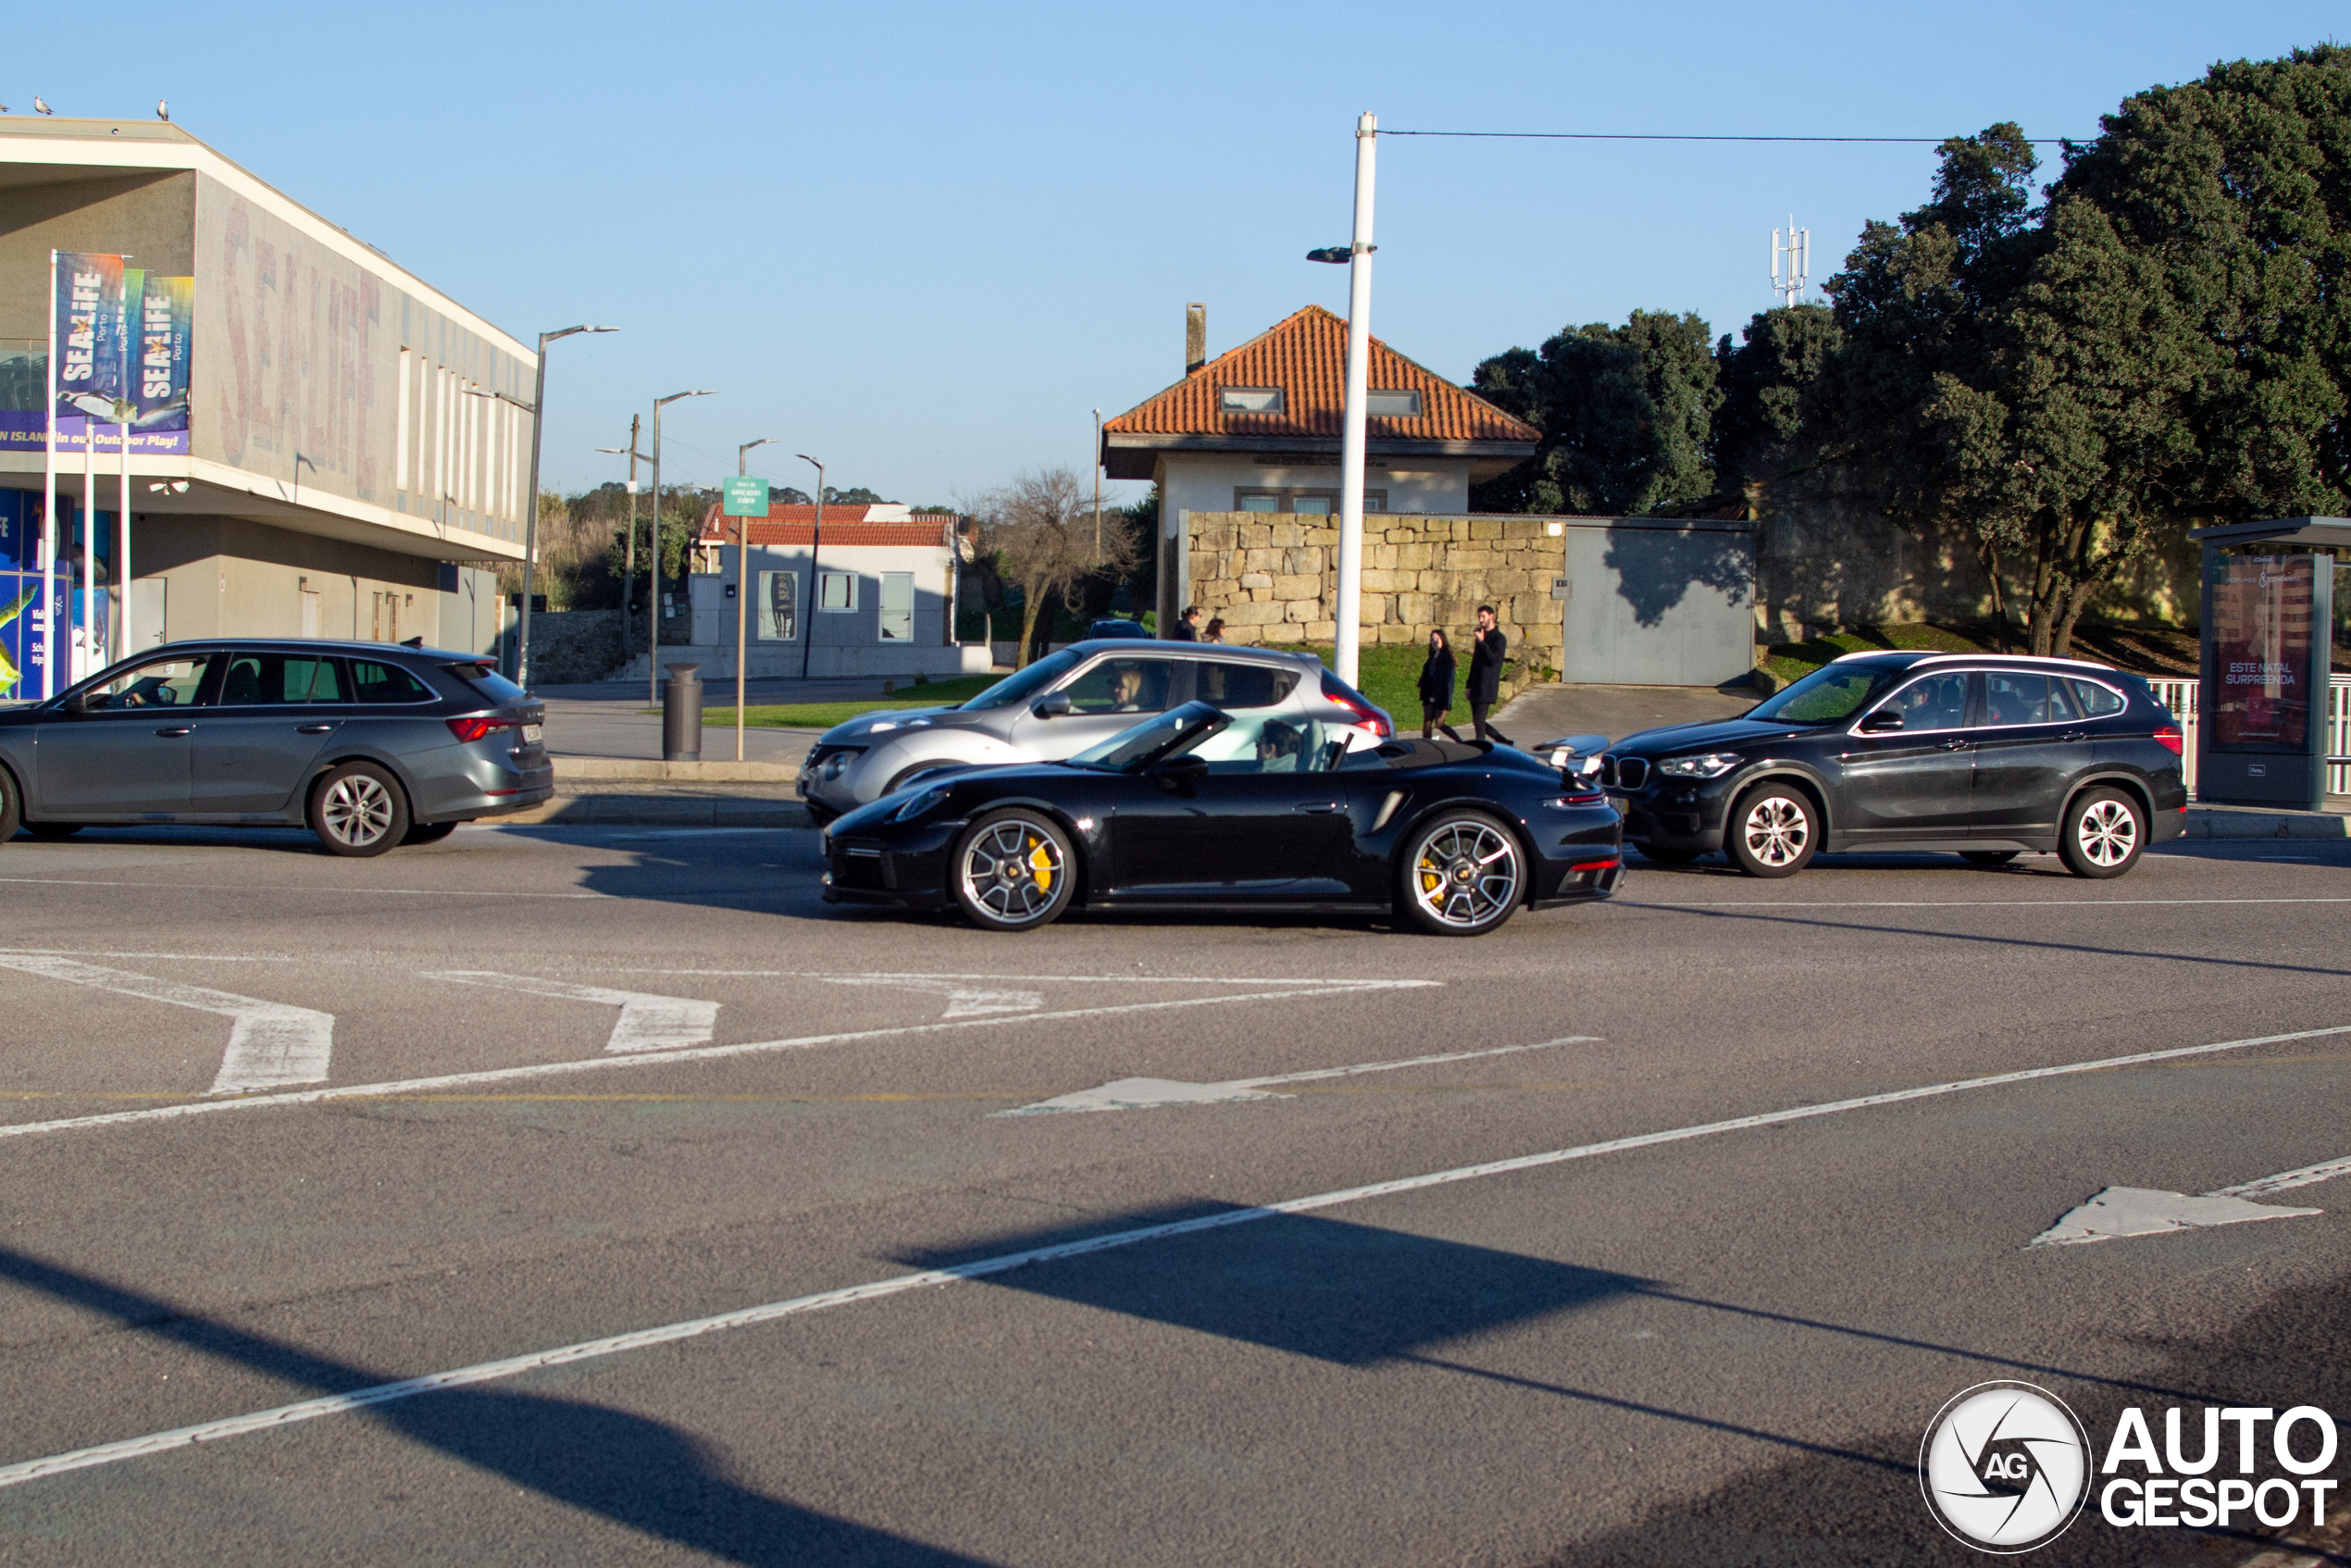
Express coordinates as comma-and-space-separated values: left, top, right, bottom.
296, 724, 335, 734
154, 727, 193, 738
1294, 802, 1344, 815
2061, 730, 2090, 742
1939, 739, 1974, 752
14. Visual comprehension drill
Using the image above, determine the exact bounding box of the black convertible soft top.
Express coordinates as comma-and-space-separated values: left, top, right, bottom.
1370, 738, 1492, 770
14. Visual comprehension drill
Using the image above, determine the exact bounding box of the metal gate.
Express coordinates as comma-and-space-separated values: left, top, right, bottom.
1556, 517, 1756, 687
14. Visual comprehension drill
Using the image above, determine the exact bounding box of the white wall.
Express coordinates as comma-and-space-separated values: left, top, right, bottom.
1160, 455, 1469, 519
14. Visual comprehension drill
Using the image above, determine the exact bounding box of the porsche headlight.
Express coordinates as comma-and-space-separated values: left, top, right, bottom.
889, 784, 954, 824
1657, 752, 1742, 778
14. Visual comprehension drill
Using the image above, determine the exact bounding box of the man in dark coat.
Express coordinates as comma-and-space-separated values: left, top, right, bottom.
1172, 606, 1201, 641
1465, 604, 1512, 744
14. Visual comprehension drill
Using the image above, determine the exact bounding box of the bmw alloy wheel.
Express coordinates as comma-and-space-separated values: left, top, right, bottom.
1405, 815, 1522, 935
1728, 786, 1816, 878
954, 812, 1074, 930
2059, 788, 2144, 879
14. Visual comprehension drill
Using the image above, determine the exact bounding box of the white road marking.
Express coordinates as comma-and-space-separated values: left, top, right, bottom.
997, 1036, 1598, 1115
425, 973, 719, 1053
2029, 1149, 2351, 1246
0, 878, 599, 899
822, 977, 1043, 1018
1631, 897, 2351, 910
0, 957, 334, 1095
5, 1016, 2344, 1491
0, 980, 1433, 1141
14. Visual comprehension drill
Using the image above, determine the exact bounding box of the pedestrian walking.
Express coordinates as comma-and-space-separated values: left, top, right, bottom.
1465, 604, 1512, 745
1173, 606, 1202, 641
1202, 616, 1226, 644
1417, 628, 1462, 740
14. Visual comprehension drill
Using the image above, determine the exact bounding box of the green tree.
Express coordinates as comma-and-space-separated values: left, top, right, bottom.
1469, 310, 1721, 514
1710, 304, 1842, 492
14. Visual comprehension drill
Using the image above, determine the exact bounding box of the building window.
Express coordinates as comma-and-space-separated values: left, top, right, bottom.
1233, 488, 1387, 514
819, 571, 858, 612
1365, 389, 1422, 417
395, 348, 411, 492
878, 572, 914, 641
1218, 387, 1285, 414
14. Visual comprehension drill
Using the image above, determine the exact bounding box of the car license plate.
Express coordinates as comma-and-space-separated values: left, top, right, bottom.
522, 723, 543, 745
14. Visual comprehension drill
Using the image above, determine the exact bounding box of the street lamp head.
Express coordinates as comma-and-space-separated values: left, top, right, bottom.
542, 324, 619, 345
593, 446, 626, 454
1306, 246, 1350, 264
656, 389, 716, 408
796, 454, 822, 467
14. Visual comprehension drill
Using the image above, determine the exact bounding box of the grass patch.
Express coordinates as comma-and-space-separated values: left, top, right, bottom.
1300, 642, 1467, 728
1761, 623, 1993, 686
695, 673, 1001, 729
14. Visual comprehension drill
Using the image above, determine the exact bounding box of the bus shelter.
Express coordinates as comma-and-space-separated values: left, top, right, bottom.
2188, 516, 2351, 811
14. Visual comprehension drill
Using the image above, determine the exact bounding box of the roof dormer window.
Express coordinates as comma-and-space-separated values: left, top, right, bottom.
1365, 389, 1422, 417
1218, 386, 1285, 414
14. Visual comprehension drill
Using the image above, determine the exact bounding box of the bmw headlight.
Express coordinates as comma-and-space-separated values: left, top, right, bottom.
889, 784, 954, 824
1657, 752, 1742, 778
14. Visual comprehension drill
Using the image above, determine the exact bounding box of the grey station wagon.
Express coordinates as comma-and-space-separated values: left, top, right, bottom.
0, 640, 553, 856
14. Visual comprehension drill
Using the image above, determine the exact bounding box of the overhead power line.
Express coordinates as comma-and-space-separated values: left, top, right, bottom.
1383, 130, 2080, 145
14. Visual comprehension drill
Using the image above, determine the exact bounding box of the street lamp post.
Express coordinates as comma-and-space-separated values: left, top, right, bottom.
594, 414, 651, 688
734, 437, 779, 761
797, 454, 825, 680
515, 326, 616, 688
648, 390, 716, 704
1307, 112, 1378, 688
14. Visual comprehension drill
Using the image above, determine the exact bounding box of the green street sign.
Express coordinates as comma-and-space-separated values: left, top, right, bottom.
722, 476, 768, 516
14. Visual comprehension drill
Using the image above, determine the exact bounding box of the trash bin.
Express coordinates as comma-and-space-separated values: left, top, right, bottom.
662, 663, 703, 761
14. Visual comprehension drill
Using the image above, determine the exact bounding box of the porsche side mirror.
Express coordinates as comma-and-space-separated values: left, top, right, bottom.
1030, 691, 1073, 719
1151, 753, 1209, 782
1859, 708, 1903, 733
58, 690, 88, 716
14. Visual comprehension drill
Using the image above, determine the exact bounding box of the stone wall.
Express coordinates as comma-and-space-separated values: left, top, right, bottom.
1185, 511, 1567, 677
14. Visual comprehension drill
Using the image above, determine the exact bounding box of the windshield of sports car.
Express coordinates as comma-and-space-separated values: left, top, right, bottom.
1066, 702, 1228, 771
1746, 663, 1905, 725
956, 649, 1083, 711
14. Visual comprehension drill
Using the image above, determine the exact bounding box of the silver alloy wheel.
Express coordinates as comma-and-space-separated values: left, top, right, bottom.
959, 815, 1065, 926
1741, 793, 1810, 868
2075, 796, 2138, 867
319, 773, 396, 848
1411, 818, 1522, 930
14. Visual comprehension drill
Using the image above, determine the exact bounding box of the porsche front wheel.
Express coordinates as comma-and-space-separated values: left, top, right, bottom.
952, 810, 1076, 932
1399, 812, 1524, 937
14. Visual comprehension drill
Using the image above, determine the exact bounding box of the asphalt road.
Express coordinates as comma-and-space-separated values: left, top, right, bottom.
0, 824, 2345, 1566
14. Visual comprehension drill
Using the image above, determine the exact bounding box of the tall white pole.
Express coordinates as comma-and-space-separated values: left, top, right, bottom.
1334, 110, 1377, 689
41, 252, 57, 699
81, 430, 94, 682
118, 419, 131, 658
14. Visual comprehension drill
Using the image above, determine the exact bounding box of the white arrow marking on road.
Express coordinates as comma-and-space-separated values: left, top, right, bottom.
2028, 1152, 2351, 1247
424, 972, 719, 1053
822, 977, 1044, 1018
0, 955, 333, 1095
996, 1036, 1599, 1115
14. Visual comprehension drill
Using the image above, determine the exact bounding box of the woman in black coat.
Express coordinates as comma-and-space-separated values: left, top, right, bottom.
1416, 628, 1462, 740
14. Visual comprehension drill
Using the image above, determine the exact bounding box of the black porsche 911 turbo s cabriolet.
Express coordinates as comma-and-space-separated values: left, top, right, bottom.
820, 700, 1623, 936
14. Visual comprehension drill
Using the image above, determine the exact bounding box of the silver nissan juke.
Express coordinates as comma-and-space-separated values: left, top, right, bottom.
798, 640, 1395, 824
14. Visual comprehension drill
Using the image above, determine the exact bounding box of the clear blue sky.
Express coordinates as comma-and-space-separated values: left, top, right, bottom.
12, 2, 2344, 504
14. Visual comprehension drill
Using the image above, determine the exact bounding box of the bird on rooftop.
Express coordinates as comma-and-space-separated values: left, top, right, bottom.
33, 97, 54, 116
157, 99, 168, 121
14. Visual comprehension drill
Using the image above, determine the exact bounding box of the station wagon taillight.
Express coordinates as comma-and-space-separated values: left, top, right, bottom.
2152, 725, 2183, 756
447, 716, 517, 743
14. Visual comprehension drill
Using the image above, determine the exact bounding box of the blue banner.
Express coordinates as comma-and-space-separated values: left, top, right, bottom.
0, 253, 191, 455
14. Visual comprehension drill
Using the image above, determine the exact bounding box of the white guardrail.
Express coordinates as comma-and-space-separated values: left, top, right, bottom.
2146, 674, 2351, 800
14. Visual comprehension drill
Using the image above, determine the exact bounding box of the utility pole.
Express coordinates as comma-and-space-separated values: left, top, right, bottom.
648, 390, 716, 704
516, 325, 616, 687
593, 413, 651, 682
797, 454, 825, 680
1334, 110, 1377, 690
735, 438, 779, 762
1091, 407, 1102, 552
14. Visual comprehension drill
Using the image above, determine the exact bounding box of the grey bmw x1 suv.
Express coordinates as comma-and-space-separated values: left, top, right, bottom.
0, 640, 553, 855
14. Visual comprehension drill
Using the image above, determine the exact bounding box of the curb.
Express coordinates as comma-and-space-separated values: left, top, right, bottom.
497, 793, 813, 828
2183, 807, 2349, 840
554, 758, 798, 783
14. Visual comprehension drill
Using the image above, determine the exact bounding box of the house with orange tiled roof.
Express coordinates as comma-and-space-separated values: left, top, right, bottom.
1101, 305, 1538, 520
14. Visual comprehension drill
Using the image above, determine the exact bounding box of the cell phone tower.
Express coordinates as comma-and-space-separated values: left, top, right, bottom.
1772, 217, 1810, 307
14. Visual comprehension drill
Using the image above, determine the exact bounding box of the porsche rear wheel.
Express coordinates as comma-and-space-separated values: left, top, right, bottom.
1399, 812, 1524, 937
952, 810, 1076, 932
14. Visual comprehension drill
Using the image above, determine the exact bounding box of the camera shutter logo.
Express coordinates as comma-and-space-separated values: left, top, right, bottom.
1920, 1382, 2092, 1552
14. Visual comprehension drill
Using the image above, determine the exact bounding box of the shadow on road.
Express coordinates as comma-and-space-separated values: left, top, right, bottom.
0, 1248, 993, 1566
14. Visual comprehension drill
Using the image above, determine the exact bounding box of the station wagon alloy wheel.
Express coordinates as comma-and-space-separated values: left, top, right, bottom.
1401, 814, 1522, 936
309, 762, 410, 859
953, 810, 1076, 931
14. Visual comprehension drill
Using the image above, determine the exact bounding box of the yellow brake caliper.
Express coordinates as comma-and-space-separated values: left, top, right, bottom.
1420, 854, 1442, 895
1027, 834, 1053, 893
